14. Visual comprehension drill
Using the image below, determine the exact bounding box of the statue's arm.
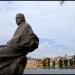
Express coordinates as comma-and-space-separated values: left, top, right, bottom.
6, 24, 39, 52
17, 24, 39, 51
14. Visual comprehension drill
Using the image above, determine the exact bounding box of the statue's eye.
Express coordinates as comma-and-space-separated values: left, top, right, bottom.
16, 17, 19, 19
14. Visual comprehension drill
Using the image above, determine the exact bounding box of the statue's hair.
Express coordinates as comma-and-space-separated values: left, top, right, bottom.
16, 13, 26, 22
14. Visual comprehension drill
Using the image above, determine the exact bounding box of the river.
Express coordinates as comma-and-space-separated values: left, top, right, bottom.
24, 69, 75, 74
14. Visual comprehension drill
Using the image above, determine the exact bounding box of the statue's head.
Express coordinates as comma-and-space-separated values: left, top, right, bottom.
16, 13, 26, 25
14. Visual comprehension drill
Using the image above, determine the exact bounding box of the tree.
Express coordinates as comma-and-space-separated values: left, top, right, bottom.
42, 58, 47, 69
64, 59, 68, 69
59, 59, 63, 69
72, 55, 75, 68
69, 58, 73, 68
47, 58, 50, 69
52, 60, 56, 69
42, 58, 50, 69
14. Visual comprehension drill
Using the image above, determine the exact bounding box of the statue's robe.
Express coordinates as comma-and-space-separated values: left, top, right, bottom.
0, 22, 39, 74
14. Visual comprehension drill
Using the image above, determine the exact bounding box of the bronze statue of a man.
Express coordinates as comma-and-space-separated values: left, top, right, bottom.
0, 13, 39, 74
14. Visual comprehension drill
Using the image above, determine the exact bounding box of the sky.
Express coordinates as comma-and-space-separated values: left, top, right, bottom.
0, 1, 75, 58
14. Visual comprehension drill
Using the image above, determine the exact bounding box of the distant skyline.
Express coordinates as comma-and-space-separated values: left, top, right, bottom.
0, 1, 75, 58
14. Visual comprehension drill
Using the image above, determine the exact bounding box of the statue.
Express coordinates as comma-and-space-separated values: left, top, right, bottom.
0, 13, 39, 74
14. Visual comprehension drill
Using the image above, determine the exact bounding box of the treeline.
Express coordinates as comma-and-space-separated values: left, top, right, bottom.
42, 55, 75, 69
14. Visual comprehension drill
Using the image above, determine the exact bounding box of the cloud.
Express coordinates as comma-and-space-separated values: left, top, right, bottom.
27, 40, 75, 58
0, 1, 75, 58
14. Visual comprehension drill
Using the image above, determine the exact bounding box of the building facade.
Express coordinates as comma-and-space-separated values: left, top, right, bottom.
26, 57, 43, 69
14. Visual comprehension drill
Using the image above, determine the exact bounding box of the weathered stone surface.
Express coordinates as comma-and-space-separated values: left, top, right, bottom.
0, 13, 39, 74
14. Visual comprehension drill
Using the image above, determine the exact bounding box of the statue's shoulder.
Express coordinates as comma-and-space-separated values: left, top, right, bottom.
22, 22, 29, 28
26, 23, 31, 27
24, 23, 32, 30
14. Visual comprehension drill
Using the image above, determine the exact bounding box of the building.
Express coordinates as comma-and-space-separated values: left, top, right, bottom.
25, 57, 43, 69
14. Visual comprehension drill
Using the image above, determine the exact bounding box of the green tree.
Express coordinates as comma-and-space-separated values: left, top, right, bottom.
59, 59, 63, 69
42, 59, 47, 69
52, 60, 55, 69
69, 58, 73, 68
46, 58, 50, 69
64, 59, 68, 69
42, 58, 51, 69
73, 55, 75, 68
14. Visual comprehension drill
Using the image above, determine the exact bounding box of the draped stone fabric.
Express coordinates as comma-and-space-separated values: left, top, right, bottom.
0, 56, 27, 74
0, 13, 39, 74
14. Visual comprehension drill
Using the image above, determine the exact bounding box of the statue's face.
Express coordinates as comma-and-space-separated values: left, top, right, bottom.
16, 14, 22, 25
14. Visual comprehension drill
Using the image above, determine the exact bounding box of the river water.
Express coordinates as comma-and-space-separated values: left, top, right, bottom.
24, 69, 75, 74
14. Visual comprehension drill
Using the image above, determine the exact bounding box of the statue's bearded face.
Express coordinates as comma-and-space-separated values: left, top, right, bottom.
16, 14, 23, 25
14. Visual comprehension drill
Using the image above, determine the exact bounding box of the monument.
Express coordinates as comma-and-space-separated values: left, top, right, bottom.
0, 13, 39, 74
